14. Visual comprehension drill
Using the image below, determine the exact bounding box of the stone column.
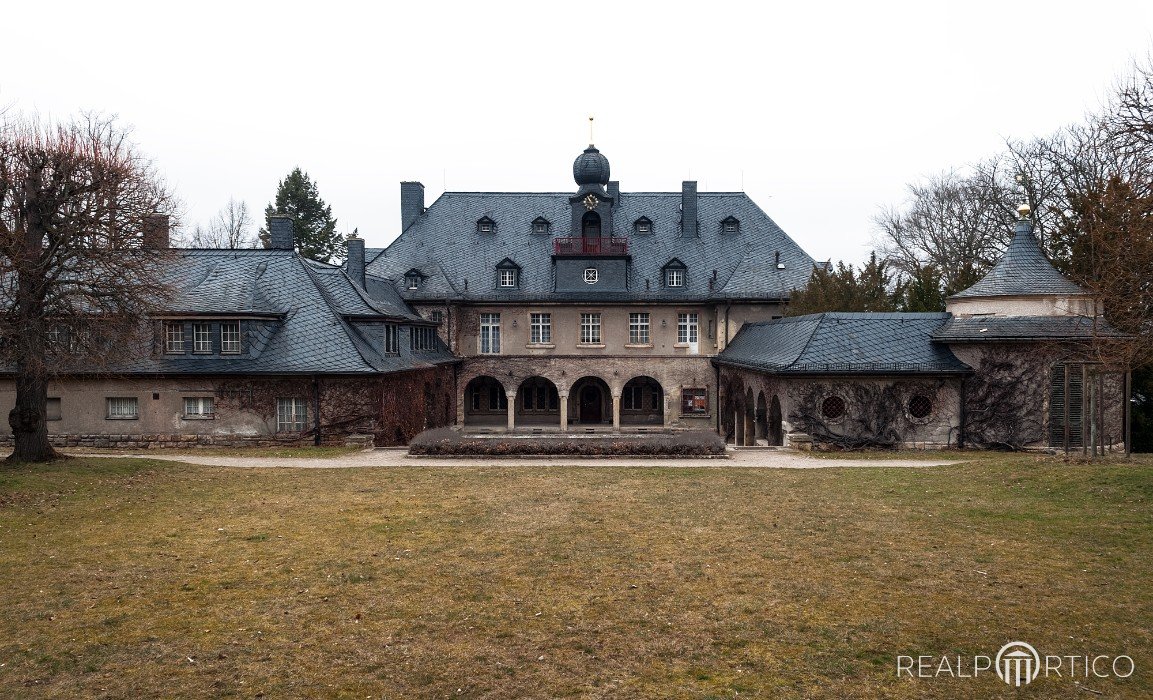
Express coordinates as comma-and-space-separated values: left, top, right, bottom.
734, 409, 744, 445
612, 392, 621, 431
506, 391, 516, 431
559, 392, 569, 432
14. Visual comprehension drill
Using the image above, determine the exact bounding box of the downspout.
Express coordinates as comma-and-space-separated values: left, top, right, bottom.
313, 375, 321, 446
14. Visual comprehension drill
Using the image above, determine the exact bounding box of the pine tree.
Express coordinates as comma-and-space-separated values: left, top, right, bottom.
259, 168, 341, 262
786, 253, 898, 316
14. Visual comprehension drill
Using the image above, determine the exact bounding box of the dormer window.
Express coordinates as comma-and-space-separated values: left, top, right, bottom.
477, 216, 495, 234
722, 216, 740, 234
532, 217, 550, 234
634, 217, 652, 234
663, 259, 687, 288
496, 258, 520, 288
404, 268, 425, 290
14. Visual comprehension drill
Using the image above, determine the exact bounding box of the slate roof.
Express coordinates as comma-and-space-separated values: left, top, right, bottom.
932, 315, 1125, 341
951, 218, 1087, 299
108, 249, 456, 376
714, 312, 971, 375
367, 191, 815, 303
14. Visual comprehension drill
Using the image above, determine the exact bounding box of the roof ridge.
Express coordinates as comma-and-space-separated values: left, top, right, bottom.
295, 255, 382, 370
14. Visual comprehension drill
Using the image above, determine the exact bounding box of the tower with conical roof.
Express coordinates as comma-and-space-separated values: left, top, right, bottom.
946, 203, 1098, 319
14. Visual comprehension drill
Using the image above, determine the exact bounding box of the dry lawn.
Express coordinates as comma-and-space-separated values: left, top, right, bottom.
0, 454, 1150, 699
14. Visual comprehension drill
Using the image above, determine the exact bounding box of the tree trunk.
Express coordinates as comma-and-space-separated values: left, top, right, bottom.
7, 360, 57, 462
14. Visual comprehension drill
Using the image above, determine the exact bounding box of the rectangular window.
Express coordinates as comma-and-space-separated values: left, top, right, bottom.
624, 385, 642, 410
46, 325, 64, 350
666, 269, 684, 287
629, 312, 650, 344
192, 322, 212, 353
411, 326, 436, 351
106, 397, 139, 420
480, 313, 501, 354
499, 269, 517, 287
276, 397, 308, 432
430, 310, 444, 324
580, 313, 601, 344
530, 313, 552, 344
384, 324, 399, 354
681, 388, 708, 415
678, 313, 699, 344
164, 321, 184, 353
220, 321, 241, 354
183, 397, 215, 419
46, 397, 61, 421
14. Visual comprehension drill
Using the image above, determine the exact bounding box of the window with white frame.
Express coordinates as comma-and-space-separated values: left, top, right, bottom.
192, 322, 212, 353
629, 312, 650, 344
480, 313, 501, 354
183, 397, 215, 419
580, 313, 601, 344
666, 268, 684, 287
384, 324, 399, 354
106, 397, 139, 419
530, 313, 551, 344
499, 268, 518, 288
164, 321, 184, 353
276, 397, 308, 432
678, 313, 699, 344
220, 321, 241, 354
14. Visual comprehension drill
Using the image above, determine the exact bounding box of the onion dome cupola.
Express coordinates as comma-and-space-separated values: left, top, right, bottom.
573, 144, 610, 187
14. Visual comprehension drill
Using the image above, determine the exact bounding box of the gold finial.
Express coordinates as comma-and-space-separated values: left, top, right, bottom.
588, 115, 594, 145
1017, 202, 1032, 219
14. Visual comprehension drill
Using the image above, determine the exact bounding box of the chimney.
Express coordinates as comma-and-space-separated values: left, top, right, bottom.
681, 181, 698, 237
401, 181, 425, 233
346, 235, 366, 289
269, 215, 294, 250
607, 180, 620, 201
142, 213, 170, 249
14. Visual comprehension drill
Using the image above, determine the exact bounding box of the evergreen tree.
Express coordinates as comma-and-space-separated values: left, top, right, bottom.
786, 253, 898, 316
259, 168, 341, 262
894, 264, 946, 312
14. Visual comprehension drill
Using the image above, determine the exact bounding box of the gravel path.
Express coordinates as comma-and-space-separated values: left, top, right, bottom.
85, 448, 963, 469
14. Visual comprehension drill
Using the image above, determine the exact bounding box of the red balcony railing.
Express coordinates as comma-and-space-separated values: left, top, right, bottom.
552, 237, 629, 256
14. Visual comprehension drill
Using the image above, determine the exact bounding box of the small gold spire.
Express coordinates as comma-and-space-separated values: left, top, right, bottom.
588, 115, 594, 145
1017, 202, 1032, 219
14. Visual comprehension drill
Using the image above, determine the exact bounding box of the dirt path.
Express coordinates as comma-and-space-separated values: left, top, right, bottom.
78, 448, 963, 469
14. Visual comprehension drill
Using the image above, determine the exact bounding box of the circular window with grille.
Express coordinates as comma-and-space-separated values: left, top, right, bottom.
908, 394, 933, 419
820, 396, 846, 420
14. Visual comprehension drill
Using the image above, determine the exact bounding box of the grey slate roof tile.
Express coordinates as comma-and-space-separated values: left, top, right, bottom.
951, 219, 1087, 299
715, 312, 971, 374
366, 191, 815, 302
932, 315, 1125, 341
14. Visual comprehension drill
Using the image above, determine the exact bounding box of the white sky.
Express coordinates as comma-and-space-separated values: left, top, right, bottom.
3, 1, 1151, 264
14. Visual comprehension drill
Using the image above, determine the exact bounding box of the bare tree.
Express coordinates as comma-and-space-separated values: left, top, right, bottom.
0, 113, 175, 462
187, 198, 256, 248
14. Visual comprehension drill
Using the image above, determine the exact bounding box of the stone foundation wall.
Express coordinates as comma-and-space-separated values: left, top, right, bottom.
0, 432, 376, 449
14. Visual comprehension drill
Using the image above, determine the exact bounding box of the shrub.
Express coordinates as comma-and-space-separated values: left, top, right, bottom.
408, 429, 726, 457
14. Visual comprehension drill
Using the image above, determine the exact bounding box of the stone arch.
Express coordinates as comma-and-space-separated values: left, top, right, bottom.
621, 376, 664, 426
516, 376, 560, 427
570, 375, 612, 425
769, 394, 783, 446
463, 375, 507, 427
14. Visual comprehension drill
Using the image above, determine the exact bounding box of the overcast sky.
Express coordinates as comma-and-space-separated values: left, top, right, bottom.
3, 1, 1151, 264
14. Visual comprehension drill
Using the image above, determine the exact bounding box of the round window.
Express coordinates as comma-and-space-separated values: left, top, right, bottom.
820, 396, 845, 420
908, 394, 933, 419
584, 268, 598, 284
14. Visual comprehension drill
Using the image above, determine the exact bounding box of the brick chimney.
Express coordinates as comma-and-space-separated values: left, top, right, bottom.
401, 181, 425, 233
142, 213, 170, 249
681, 181, 698, 237
269, 215, 294, 250
346, 235, 366, 289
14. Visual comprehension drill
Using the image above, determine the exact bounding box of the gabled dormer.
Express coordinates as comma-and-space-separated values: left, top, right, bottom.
531, 217, 551, 235
477, 216, 496, 234
721, 216, 740, 234
495, 257, 521, 289
634, 216, 653, 234
662, 258, 687, 288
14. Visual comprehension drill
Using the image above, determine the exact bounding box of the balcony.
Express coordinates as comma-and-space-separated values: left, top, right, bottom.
553, 237, 629, 256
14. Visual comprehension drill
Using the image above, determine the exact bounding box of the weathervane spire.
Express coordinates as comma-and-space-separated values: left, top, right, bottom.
588, 115, 595, 146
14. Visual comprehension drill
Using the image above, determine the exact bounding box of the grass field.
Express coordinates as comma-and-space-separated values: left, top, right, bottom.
0, 454, 1150, 698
